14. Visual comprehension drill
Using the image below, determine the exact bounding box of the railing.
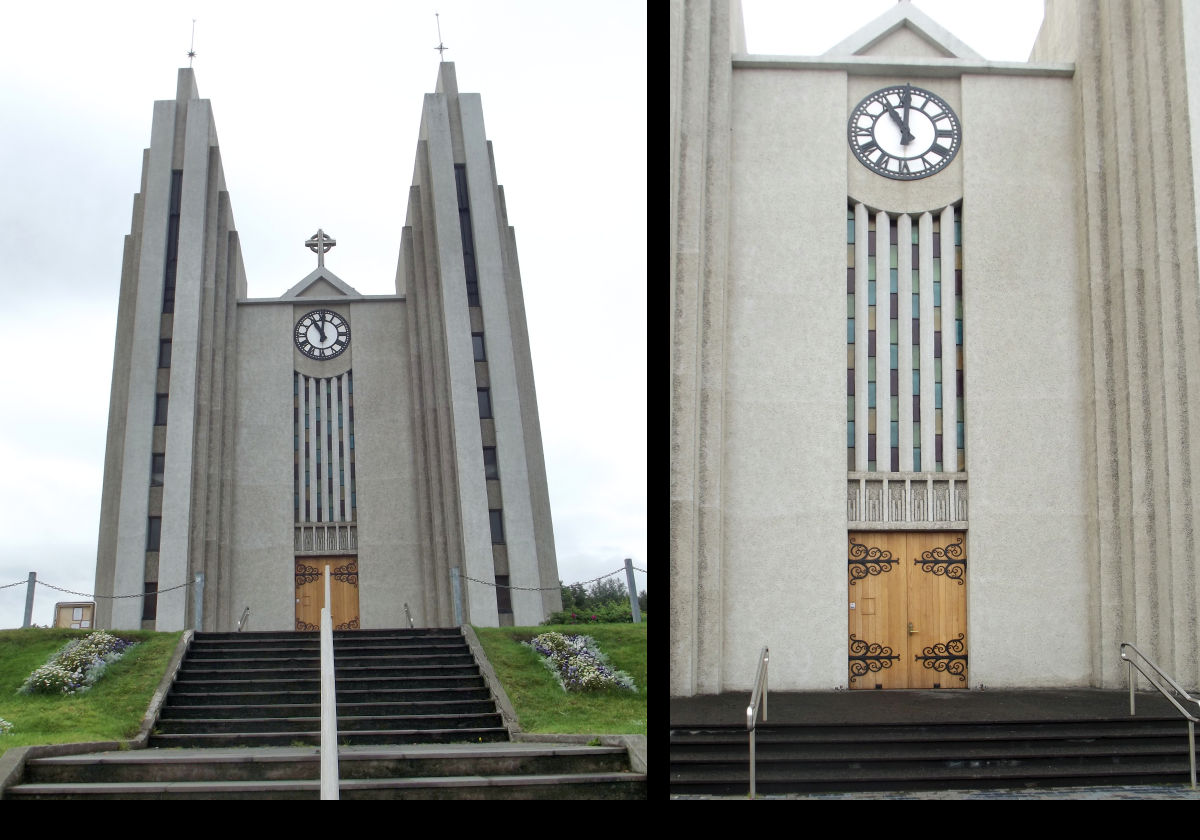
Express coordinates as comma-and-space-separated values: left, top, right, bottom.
746, 647, 769, 799
236, 606, 250, 632
403, 602, 414, 629
320, 565, 340, 799
1120, 642, 1198, 789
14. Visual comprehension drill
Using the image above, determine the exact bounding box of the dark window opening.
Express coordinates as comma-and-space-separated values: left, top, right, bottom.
478, 388, 493, 419
150, 453, 165, 487
472, 333, 486, 361
496, 575, 512, 614
483, 447, 499, 480
154, 394, 169, 425
489, 509, 505, 544
158, 339, 172, 368
142, 582, 158, 621
147, 517, 161, 551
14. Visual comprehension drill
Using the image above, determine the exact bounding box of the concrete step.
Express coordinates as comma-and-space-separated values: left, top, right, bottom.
19, 745, 634, 785
670, 717, 1196, 794
148, 726, 510, 748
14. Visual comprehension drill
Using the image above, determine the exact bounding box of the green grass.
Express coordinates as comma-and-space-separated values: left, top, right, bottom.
472, 623, 646, 735
0, 628, 182, 757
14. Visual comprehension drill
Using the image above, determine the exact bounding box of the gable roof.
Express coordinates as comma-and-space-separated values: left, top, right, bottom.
280, 267, 361, 299
824, 1, 983, 60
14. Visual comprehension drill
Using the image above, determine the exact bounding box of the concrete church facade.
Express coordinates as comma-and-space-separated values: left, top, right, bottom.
671, 0, 1200, 696
93, 64, 561, 632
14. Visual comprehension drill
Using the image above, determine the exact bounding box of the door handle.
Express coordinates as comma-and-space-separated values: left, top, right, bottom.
908, 622, 917, 634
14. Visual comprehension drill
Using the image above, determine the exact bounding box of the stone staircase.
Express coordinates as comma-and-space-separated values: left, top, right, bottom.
152, 628, 507, 747
671, 717, 1198, 795
10, 743, 644, 799
4, 628, 646, 799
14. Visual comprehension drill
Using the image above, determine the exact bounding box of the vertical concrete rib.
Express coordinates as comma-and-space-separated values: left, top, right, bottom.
876, 209, 891, 472
919, 212, 936, 466
897, 213, 913, 472
941, 205, 957, 471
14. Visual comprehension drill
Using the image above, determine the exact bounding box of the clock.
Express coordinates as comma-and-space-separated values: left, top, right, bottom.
294, 309, 350, 360
848, 84, 961, 180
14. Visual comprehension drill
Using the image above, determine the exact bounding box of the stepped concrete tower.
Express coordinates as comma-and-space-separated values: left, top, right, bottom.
94, 64, 561, 632
671, 0, 1200, 696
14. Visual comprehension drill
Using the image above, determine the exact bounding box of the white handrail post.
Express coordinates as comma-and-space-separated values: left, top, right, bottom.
320, 564, 340, 800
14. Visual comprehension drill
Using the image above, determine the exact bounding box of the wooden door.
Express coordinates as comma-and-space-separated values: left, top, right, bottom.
295, 558, 360, 630
848, 532, 967, 689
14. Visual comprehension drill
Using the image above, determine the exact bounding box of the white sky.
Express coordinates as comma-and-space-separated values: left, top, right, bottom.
0, 0, 646, 628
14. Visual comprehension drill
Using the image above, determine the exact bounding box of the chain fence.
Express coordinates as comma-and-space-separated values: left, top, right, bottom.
2, 562, 647, 598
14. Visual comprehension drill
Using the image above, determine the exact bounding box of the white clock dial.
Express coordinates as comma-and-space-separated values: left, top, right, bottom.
849, 84, 961, 180
294, 309, 350, 359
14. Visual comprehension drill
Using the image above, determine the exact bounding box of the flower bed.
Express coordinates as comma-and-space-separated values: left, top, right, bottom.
18, 631, 137, 695
524, 631, 636, 693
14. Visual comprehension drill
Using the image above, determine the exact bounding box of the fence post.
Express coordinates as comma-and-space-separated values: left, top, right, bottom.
23, 572, 36, 628
624, 558, 641, 624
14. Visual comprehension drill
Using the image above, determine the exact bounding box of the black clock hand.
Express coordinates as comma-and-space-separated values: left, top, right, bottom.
884, 101, 915, 145
316, 314, 328, 343
902, 84, 913, 143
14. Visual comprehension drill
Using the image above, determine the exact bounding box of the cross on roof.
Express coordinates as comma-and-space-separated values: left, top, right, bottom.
306, 229, 336, 268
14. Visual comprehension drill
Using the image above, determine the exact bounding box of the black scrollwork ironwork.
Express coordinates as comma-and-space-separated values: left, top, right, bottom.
915, 633, 968, 681
848, 538, 895, 585
848, 634, 900, 684
295, 563, 320, 587
296, 619, 319, 631
914, 536, 966, 584
332, 561, 358, 585
335, 617, 361, 631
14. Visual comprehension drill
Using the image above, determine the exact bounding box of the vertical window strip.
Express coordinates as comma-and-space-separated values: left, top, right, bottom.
897, 212, 914, 471
853, 203, 870, 470
347, 371, 356, 521
918, 211, 936, 473
874, 209, 890, 473
848, 208, 855, 470
868, 213, 877, 471
325, 379, 335, 522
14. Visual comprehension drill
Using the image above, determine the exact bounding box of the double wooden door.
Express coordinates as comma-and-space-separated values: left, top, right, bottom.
848, 532, 967, 689
295, 558, 360, 630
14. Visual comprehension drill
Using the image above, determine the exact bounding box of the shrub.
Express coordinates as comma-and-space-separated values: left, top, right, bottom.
524, 631, 636, 693
18, 631, 138, 696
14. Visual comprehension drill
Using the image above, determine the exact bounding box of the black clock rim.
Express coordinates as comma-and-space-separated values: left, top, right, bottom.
847, 85, 961, 181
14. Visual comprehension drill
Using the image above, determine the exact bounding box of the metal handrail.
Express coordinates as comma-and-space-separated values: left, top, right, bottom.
236, 606, 250, 632
403, 602, 414, 629
1120, 642, 1198, 789
746, 647, 769, 799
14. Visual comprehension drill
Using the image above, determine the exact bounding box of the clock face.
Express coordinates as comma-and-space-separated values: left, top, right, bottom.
848, 84, 961, 180
294, 309, 350, 360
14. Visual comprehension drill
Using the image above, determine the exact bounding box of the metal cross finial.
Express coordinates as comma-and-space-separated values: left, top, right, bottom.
435, 12, 448, 61
306, 229, 337, 268
187, 19, 197, 67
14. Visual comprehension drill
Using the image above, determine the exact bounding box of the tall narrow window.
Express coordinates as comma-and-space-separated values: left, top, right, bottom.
147, 517, 161, 551
848, 202, 963, 473
472, 333, 487, 361
158, 339, 172, 368
483, 446, 499, 480
150, 453, 165, 487
489, 509, 505, 544
478, 388, 493, 419
154, 394, 169, 425
495, 575, 512, 613
142, 582, 158, 621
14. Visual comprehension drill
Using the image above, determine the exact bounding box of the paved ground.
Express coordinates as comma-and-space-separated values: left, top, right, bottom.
672, 785, 1200, 799
671, 687, 1200, 799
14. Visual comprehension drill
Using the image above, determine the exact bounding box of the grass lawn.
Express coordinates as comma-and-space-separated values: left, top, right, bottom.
0, 628, 181, 757
473, 623, 646, 735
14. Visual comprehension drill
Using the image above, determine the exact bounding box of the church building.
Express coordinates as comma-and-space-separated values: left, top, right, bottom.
672, 0, 1200, 695
93, 63, 562, 632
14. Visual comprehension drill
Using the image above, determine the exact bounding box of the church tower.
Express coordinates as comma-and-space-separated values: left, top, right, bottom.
93, 65, 561, 632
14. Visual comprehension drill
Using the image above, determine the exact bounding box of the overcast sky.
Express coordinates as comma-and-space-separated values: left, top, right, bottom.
0, 1, 645, 628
